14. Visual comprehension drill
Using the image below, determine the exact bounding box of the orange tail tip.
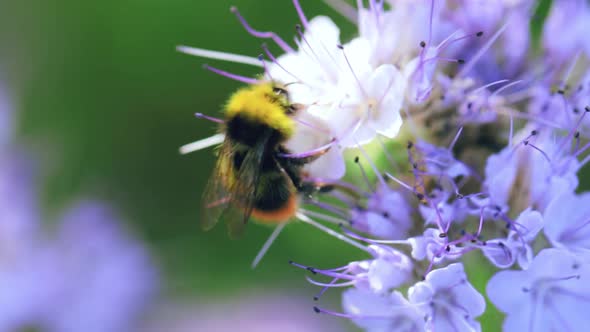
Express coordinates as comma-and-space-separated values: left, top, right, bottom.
251, 194, 299, 224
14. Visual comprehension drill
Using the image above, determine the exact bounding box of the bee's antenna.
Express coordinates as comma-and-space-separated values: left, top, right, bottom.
251, 222, 287, 269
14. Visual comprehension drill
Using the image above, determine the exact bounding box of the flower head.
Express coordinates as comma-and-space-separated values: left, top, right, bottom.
487, 249, 590, 332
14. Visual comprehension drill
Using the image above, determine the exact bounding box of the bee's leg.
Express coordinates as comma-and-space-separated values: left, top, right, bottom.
275, 138, 335, 165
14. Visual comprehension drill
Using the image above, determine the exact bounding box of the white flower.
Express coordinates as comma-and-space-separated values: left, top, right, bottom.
313, 62, 406, 147
284, 110, 345, 180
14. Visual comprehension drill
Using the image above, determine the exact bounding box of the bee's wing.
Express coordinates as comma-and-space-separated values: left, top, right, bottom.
222, 136, 268, 238
200, 132, 270, 238
200, 140, 235, 232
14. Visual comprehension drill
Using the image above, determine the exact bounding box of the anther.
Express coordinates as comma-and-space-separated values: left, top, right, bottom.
585, 106, 590, 112
476, 31, 484, 37
420, 41, 426, 48
354, 156, 360, 163
575, 132, 580, 139
457, 59, 465, 64
313, 306, 321, 314
439, 232, 447, 238
407, 141, 414, 149
531, 129, 538, 136
336, 44, 344, 50
557, 89, 565, 95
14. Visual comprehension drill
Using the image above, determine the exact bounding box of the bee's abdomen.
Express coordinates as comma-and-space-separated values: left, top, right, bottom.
251, 172, 297, 223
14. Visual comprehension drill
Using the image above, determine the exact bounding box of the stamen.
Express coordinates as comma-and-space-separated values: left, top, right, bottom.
525, 142, 552, 165
296, 212, 369, 252
555, 109, 588, 157
179, 132, 225, 155
472, 79, 511, 95
490, 80, 524, 99
230, 7, 294, 53
262, 43, 301, 82
176, 46, 265, 67
323, 0, 357, 23
299, 208, 350, 225
458, 22, 508, 77
195, 112, 225, 124
376, 135, 400, 173
354, 138, 388, 187
448, 126, 463, 151
306, 276, 357, 287
354, 156, 375, 192
337, 44, 368, 99
427, 0, 435, 47
292, 0, 310, 29
203, 64, 262, 84
251, 222, 287, 268
384, 173, 415, 192
340, 225, 411, 245
314, 276, 341, 301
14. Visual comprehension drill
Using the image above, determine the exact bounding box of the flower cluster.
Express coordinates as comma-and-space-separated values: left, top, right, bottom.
0, 82, 157, 332
181, 0, 590, 331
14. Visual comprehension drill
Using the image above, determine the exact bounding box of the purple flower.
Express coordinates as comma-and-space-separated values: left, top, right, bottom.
481, 208, 543, 269
342, 288, 425, 332
45, 201, 158, 332
544, 192, 590, 252
352, 183, 412, 240
179, 1, 590, 331
145, 293, 343, 332
0, 199, 158, 332
487, 249, 590, 332
0, 81, 14, 147
408, 263, 485, 332
543, 0, 590, 64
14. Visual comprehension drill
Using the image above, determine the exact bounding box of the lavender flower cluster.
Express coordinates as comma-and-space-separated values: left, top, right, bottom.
181, 0, 590, 331
0, 83, 157, 331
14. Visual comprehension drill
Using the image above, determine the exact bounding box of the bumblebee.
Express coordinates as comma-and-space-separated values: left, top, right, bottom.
201, 83, 327, 237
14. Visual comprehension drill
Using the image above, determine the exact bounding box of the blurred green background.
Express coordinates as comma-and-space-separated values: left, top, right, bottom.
0, 0, 363, 327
